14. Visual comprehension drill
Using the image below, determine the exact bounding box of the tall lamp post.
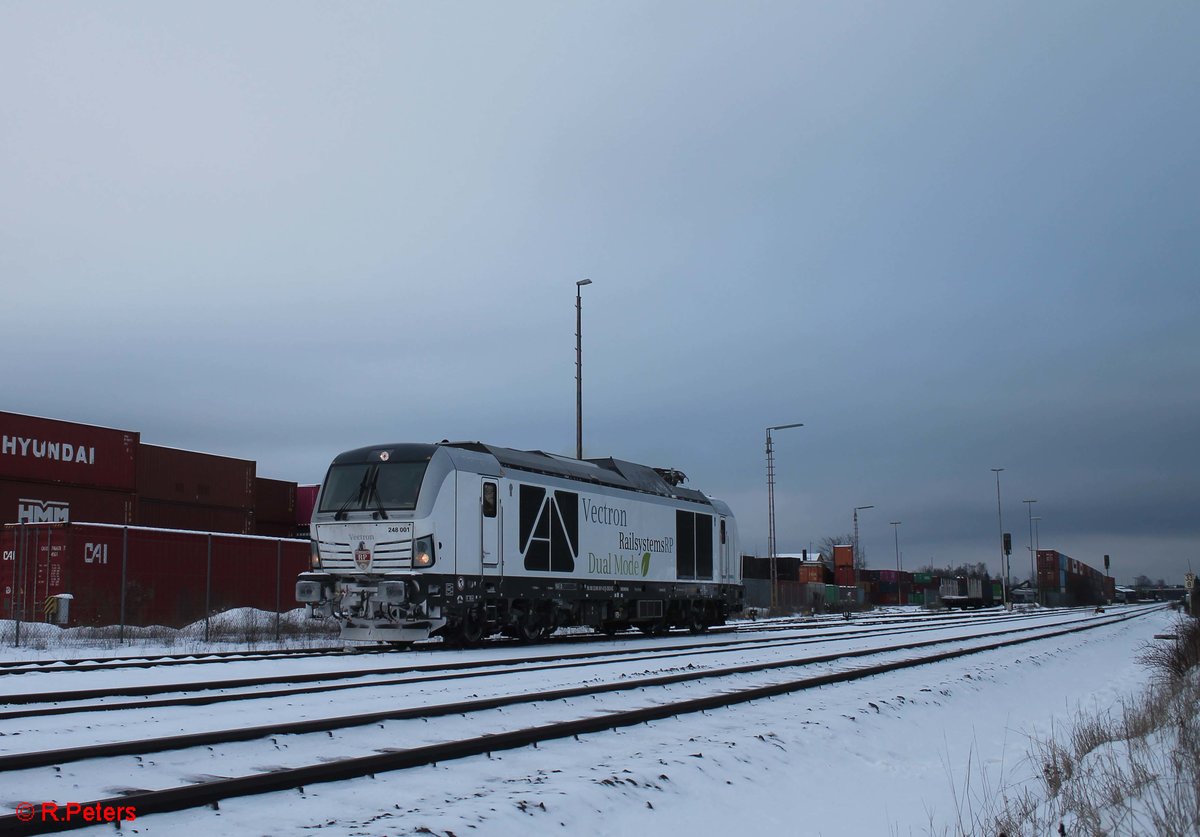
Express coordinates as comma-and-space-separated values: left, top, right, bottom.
890, 521, 902, 572
766, 422, 804, 610
1023, 499, 1037, 596
853, 505, 874, 568
575, 278, 592, 459
991, 468, 1006, 607
1031, 515, 1042, 605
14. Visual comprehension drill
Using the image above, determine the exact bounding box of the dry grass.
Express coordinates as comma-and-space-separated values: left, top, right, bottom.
933, 616, 1200, 837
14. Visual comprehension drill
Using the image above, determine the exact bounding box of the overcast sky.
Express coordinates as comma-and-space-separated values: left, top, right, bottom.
2, 2, 1196, 584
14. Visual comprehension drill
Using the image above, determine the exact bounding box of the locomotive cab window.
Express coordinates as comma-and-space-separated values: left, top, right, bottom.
318, 460, 429, 513
482, 482, 497, 518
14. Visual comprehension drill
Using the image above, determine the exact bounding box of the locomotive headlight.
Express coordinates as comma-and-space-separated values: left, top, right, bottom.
413, 536, 435, 568
296, 572, 332, 603
378, 579, 407, 604
309, 540, 321, 569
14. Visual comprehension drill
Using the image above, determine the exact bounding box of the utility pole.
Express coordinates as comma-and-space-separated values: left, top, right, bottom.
766, 422, 804, 611
992, 468, 1006, 607
890, 521, 902, 572
575, 278, 592, 459
1023, 499, 1037, 597
853, 506, 874, 568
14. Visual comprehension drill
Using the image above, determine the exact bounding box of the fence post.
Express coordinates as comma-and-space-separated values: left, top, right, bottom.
119, 527, 128, 644
275, 539, 282, 643
204, 534, 212, 643
14, 523, 26, 648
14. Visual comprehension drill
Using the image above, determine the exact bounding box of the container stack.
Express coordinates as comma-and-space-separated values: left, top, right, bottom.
135, 444, 255, 534
1036, 549, 1110, 606
254, 477, 299, 538
833, 543, 855, 587
295, 484, 320, 538
1, 411, 307, 539
0, 412, 139, 528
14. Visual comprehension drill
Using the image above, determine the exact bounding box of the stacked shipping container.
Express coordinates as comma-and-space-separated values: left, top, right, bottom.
0, 411, 140, 527
1, 411, 322, 630
255, 477, 299, 538
1, 412, 314, 537
833, 544, 855, 587
135, 444, 255, 534
1036, 549, 1112, 606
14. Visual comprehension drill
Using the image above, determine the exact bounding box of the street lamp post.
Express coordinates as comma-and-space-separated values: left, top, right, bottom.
1023, 499, 1037, 597
766, 423, 804, 611
853, 505, 874, 568
991, 468, 1006, 607
890, 521, 902, 572
575, 279, 592, 460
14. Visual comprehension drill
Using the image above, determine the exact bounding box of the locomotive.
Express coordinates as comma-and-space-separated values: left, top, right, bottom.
296, 441, 742, 644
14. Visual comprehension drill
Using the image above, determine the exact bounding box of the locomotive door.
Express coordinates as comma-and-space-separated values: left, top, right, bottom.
481, 479, 500, 573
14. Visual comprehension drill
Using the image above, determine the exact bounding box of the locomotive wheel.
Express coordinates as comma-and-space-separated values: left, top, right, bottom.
517, 615, 542, 643
638, 621, 668, 637
687, 609, 707, 634
458, 609, 484, 647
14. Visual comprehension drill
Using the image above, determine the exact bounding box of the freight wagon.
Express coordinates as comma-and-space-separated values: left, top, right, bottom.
297, 442, 742, 644
938, 575, 995, 609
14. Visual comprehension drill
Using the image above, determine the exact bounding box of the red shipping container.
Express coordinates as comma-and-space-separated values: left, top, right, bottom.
1, 523, 309, 628
136, 499, 254, 535
137, 444, 255, 509
254, 477, 297, 523
296, 485, 319, 526
798, 564, 826, 584
0, 478, 135, 526
0, 411, 139, 492
835, 566, 856, 587
256, 521, 298, 539
833, 544, 854, 568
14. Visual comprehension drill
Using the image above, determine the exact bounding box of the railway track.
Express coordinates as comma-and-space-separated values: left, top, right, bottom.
0, 604, 1164, 835
0, 608, 1103, 713
0, 605, 1095, 678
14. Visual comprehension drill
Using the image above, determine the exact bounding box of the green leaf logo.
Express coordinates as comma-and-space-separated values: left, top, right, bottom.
641, 552, 651, 577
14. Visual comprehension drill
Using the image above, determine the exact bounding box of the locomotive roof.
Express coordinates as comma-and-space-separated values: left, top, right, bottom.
330, 441, 713, 506
450, 442, 714, 505
330, 443, 437, 465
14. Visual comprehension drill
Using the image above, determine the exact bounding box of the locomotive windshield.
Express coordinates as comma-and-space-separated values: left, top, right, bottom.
318, 460, 429, 514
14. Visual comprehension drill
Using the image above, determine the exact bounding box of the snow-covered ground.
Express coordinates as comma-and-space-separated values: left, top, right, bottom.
0, 605, 1172, 835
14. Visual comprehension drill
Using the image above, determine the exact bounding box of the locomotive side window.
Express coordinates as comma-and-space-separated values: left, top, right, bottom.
695, 513, 713, 579
676, 510, 696, 579
482, 482, 497, 518
676, 510, 714, 580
